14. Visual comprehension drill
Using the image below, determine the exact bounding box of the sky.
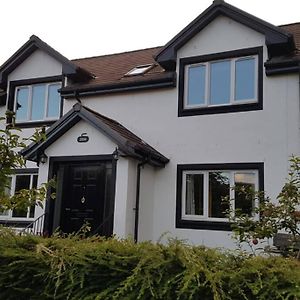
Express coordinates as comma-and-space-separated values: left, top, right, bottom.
0, 0, 299, 65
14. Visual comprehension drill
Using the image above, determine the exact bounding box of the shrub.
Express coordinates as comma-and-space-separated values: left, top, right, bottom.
227, 156, 300, 257
0, 230, 299, 300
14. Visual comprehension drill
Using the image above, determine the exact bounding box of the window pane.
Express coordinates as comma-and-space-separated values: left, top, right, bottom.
187, 65, 206, 106
234, 172, 256, 216
210, 61, 231, 105
15, 87, 29, 121
209, 172, 230, 218
31, 85, 46, 120
47, 84, 61, 118
185, 174, 204, 215
235, 58, 255, 101
12, 175, 30, 218
29, 175, 38, 218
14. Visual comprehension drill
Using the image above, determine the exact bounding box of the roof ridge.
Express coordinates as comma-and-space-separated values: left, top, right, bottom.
71, 46, 163, 62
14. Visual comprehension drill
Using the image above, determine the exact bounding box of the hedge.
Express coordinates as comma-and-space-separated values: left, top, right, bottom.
0, 229, 299, 300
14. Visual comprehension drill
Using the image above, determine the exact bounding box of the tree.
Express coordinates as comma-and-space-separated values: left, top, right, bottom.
0, 113, 54, 215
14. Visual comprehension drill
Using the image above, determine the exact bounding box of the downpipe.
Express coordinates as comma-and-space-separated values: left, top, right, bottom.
134, 158, 148, 243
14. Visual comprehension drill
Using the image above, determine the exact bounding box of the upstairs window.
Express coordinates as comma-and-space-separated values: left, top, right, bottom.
178, 47, 263, 116
186, 57, 257, 108
14, 82, 61, 122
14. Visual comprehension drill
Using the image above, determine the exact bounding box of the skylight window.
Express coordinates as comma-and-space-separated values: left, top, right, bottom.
125, 64, 153, 76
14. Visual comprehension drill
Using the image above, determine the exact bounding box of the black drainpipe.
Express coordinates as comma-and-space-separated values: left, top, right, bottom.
134, 158, 149, 243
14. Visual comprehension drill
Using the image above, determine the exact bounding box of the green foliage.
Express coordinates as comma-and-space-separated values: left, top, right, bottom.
0, 117, 26, 195
0, 230, 299, 300
0, 114, 54, 211
227, 156, 300, 256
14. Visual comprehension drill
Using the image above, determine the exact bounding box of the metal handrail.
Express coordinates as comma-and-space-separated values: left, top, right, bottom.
20, 213, 46, 236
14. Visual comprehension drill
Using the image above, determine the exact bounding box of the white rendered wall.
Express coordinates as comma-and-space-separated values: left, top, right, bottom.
177, 16, 265, 58
63, 16, 300, 248
46, 120, 116, 157
0, 15, 299, 248
114, 157, 137, 238
8, 49, 62, 81
138, 164, 155, 242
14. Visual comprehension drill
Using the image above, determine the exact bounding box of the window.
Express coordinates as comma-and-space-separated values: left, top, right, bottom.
0, 173, 38, 220
178, 47, 263, 117
125, 64, 153, 76
14, 82, 61, 122
0, 177, 11, 217
176, 163, 264, 231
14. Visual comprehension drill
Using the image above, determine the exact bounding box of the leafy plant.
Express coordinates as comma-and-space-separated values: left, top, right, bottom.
0, 230, 299, 299
0, 113, 54, 213
227, 156, 300, 257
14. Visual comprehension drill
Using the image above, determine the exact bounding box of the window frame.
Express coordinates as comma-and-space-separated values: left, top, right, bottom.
14, 82, 61, 123
0, 169, 38, 221
176, 163, 264, 231
7, 76, 63, 128
178, 47, 263, 117
125, 64, 153, 76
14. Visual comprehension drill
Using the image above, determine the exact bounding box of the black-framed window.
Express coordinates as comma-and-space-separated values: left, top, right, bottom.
7, 76, 62, 127
178, 47, 263, 117
0, 169, 39, 220
176, 163, 264, 231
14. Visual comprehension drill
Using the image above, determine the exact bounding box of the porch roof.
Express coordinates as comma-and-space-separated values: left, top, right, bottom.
21, 103, 169, 167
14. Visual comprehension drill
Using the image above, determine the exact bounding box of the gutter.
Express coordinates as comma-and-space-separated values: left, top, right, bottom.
60, 73, 176, 98
265, 62, 300, 76
134, 158, 149, 243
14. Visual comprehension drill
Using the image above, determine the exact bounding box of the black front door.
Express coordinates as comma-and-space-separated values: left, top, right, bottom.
52, 160, 115, 236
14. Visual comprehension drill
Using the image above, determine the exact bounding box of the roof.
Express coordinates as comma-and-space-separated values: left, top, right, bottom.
21, 103, 169, 167
62, 2, 300, 93
155, 0, 295, 70
0, 35, 93, 89
72, 47, 164, 86
278, 23, 300, 60
280, 23, 300, 50
61, 47, 176, 97
2, 1, 300, 94
265, 23, 300, 75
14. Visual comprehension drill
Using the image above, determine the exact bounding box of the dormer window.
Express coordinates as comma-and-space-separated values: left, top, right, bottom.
185, 57, 257, 107
14, 82, 61, 122
178, 47, 263, 116
125, 64, 153, 76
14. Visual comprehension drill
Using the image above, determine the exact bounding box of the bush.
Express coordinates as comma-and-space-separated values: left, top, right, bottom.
227, 156, 300, 257
0, 230, 299, 300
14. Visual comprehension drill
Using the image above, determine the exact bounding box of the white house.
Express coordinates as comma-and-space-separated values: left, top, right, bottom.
0, 0, 299, 248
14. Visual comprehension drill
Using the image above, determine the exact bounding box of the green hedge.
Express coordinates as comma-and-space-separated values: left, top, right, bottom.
0, 230, 299, 300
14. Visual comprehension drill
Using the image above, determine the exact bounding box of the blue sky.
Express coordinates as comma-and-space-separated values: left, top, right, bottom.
0, 0, 299, 65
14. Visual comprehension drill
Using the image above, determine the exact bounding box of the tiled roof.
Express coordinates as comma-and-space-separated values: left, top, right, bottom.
279, 23, 300, 59
64, 22, 300, 92
68, 46, 173, 91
